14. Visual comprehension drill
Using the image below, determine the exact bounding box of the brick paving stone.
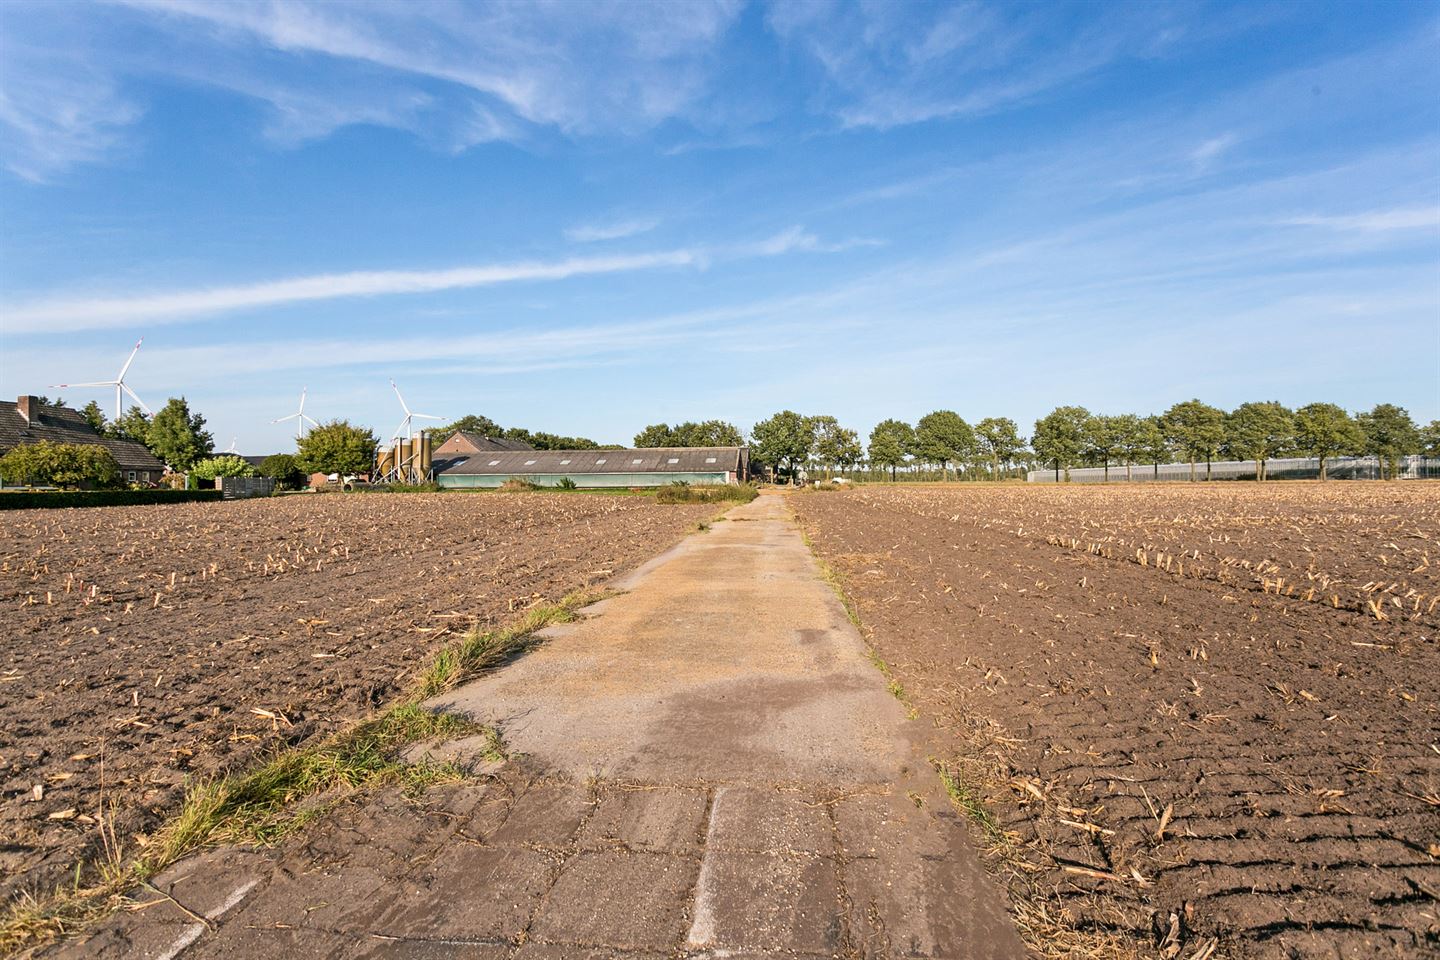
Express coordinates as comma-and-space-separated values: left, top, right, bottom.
687, 850, 843, 953
43, 914, 198, 960
706, 786, 834, 856
142, 847, 271, 922
188, 926, 367, 958
352, 937, 513, 959
486, 782, 593, 847
528, 850, 698, 949
221, 864, 391, 932
512, 945, 672, 959
373, 846, 553, 941
845, 852, 1021, 959
834, 792, 952, 860
579, 785, 709, 853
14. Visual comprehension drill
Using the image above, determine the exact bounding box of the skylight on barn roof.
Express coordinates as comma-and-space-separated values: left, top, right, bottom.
632, 458, 643, 464
705, 457, 717, 463
667, 458, 679, 464
489, 460, 500, 465
524, 459, 537, 465
595, 458, 607, 464
560, 459, 571, 465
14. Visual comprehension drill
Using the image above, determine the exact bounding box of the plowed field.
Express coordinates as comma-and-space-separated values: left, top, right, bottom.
1, 493, 710, 900
792, 483, 1439, 959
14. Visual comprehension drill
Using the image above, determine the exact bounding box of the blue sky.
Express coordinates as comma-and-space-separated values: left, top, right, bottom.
1, 0, 1437, 453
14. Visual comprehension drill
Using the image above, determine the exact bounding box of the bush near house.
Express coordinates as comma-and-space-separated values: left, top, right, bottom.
0, 441, 122, 490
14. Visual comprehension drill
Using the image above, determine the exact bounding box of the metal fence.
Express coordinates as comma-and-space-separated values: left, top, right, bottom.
1026, 455, 1440, 483
217, 476, 276, 498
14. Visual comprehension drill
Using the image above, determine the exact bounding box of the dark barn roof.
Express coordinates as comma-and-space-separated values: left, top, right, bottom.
448, 431, 535, 452
436, 446, 744, 477
0, 398, 166, 473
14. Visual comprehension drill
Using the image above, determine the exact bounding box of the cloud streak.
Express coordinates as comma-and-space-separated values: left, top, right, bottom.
1282, 206, 1440, 233
563, 217, 661, 243
5, 250, 698, 332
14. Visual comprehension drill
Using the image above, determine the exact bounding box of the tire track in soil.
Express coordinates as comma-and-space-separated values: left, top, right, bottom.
791, 485, 1439, 959
1, 493, 712, 901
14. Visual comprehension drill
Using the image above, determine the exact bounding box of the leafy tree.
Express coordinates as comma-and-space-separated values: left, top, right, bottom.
297, 420, 379, 475
1161, 399, 1226, 481
1138, 416, 1170, 479
634, 420, 744, 447
1032, 406, 1090, 481
974, 417, 1025, 480
79, 400, 108, 434
1224, 401, 1294, 481
811, 416, 861, 480
1357, 404, 1420, 479
1081, 414, 1131, 481
258, 453, 305, 490
108, 407, 152, 445
750, 410, 813, 483
0, 441, 121, 489
147, 397, 213, 470
1107, 414, 1147, 482
1421, 421, 1440, 458
502, 428, 600, 450
435, 414, 504, 445
190, 455, 257, 481
867, 419, 915, 481
633, 423, 676, 447
1293, 403, 1363, 481
913, 411, 974, 481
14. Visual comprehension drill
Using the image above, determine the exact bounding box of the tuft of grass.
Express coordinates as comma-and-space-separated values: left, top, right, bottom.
655, 482, 758, 504
415, 587, 604, 699
933, 761, 1005, 845
498, 477, 542, 492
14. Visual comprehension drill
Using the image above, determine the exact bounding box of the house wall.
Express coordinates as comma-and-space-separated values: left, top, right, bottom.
437, 471, 731, 489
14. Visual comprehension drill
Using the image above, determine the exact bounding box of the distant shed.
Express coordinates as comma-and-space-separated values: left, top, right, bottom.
434, 446, 748, 489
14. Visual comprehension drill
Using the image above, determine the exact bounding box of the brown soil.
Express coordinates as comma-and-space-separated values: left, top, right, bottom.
1, 492, 710, 900
791, 483, 1440, 959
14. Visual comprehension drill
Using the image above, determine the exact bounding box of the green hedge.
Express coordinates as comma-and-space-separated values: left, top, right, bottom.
0, 489, 224, 510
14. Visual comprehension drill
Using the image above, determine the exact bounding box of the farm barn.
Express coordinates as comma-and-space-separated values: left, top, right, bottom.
431, 430, 535, 459
0, 395, 165, 484
433, 446, 749, 488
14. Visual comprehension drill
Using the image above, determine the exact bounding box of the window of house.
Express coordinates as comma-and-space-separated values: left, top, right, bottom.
127, 471, 136, 481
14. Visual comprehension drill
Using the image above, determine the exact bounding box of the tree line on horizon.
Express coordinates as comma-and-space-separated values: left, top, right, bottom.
634, 402, 1438, 483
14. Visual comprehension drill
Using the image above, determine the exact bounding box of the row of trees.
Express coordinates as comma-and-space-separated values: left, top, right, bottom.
1033, 401, 1435, 481
728, 402, 1436, 483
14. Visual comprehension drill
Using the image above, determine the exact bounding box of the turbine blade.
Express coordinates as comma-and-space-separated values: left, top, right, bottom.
413, 413, 443, 421
121, 384, 151, 414
391, 379, 412, 416
272, 413, 299, 423
53, 381, 114, 388
117, 338, 143, 380
302, 415, 319, 426
297, 387, 307, 415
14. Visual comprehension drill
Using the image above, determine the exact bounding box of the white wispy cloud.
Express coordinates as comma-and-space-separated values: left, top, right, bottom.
5, 250, 698, 333
1282, 206, 1440, 233
564, 217, 661, 243
4, 226, 864, 332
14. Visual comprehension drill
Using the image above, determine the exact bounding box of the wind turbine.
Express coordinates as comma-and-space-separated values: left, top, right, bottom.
272, 387, 318, 441
223, 437, 239, 454
51, 338, 150, 420
390, 379, 441, 441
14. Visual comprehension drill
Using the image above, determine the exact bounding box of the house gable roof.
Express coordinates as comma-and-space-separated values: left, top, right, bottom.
0, 400, 166, 473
